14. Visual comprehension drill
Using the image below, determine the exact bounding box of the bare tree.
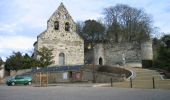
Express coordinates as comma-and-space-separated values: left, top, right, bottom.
104, 4, 152, 43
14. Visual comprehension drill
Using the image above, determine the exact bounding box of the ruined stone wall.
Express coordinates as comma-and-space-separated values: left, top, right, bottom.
104, 43, 141, 65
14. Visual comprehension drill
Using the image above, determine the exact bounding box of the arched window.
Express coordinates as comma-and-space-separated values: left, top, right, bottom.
59, 53, 65, 66
65, 22, 70, 31
99, 57, 103, 65
54, 21, 59, 30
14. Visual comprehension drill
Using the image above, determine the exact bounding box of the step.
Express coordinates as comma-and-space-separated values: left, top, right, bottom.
134, 76, 162, 80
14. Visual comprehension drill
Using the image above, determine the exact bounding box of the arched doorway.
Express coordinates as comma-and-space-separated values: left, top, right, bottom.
99, 57, 103, 65
59, 53, 65, 66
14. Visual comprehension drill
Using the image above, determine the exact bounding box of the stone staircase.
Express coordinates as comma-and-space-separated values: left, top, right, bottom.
112, 67, 170, 89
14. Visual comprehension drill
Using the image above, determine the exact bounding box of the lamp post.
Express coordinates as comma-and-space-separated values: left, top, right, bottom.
88, 43, 96, 83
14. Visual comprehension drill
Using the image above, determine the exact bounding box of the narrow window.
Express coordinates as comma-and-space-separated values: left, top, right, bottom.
54, 21, 59, 30
59, 53, 65, 66
65, 22, 70, 31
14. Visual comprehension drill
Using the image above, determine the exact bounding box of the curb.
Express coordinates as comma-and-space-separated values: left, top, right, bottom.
92, 84, 109, 87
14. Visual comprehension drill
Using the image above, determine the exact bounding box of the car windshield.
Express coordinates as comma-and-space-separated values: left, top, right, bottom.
6, 76, 15, 81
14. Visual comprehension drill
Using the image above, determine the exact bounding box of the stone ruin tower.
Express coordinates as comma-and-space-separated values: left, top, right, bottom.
141, 41, 153, 68
34, 3, 84, 66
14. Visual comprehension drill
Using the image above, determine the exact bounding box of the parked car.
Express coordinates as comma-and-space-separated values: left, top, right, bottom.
6, 75, 32, 86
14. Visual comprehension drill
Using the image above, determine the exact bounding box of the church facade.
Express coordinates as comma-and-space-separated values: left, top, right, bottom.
34, 3, 84, 66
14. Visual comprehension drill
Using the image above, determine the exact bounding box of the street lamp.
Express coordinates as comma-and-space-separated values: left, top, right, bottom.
88, 43, 96, 83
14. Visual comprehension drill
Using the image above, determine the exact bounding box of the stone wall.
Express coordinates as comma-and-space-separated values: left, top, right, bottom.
82, 70, 124, 83
32, 71, 83, 84
94, 43, 141, 66
32, 72, 70, 84
0, 65, 5, 78
16, 69, 31, 75
104, 43, 141, 65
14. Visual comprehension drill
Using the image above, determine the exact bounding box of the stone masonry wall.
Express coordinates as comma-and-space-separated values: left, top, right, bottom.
104, 43, 141, 65
82, 70, 124, 83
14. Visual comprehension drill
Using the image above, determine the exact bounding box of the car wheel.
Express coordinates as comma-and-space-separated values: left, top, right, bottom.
28, 82, 32, 85
11, 82, 15, 86
7, 83, 10, 86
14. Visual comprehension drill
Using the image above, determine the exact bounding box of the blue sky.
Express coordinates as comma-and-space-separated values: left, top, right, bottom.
0, 0, 170, 60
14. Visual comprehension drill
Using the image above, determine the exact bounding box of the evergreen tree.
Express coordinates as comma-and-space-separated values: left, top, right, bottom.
5, 52, 38, 71
0, 57, 3, 66
153, 34, 170, 71
36, 47, 54, 67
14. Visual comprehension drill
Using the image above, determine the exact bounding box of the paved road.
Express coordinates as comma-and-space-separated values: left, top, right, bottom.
0, 86, 170, 100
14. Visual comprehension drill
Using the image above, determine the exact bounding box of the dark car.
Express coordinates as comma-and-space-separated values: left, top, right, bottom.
6, 75, 32, 86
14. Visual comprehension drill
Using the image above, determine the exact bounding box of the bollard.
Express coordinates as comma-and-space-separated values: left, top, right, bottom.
130, 78, 133, 88
40, 72, 41, 86
153, 77, 155, 89
111, 78, 113, 87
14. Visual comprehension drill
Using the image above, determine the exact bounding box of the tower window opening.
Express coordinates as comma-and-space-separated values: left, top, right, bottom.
65, 22, 70, 31
54, 21, 59, 30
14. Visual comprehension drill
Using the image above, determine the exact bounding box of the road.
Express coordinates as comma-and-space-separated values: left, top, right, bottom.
0, 86, 170, 100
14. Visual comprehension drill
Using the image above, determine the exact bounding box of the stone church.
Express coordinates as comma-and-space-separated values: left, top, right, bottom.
34, 3, 84, 66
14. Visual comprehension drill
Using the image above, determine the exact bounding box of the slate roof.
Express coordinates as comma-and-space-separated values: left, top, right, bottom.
31, 65, 83, 73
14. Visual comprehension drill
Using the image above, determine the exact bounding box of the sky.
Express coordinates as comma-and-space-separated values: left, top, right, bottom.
0, 0, 170, 61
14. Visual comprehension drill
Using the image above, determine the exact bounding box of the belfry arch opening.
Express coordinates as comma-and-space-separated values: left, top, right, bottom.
65, 22, 70, 31
99, 57, 103, 65
54, 21, 59, 30
59, 53, 65, 66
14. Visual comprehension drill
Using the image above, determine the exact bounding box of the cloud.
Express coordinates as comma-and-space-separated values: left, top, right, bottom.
0, 23, 23, 35
0, 35, 36, 60
0, 0, 170, 60
0, 36, 35, 50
